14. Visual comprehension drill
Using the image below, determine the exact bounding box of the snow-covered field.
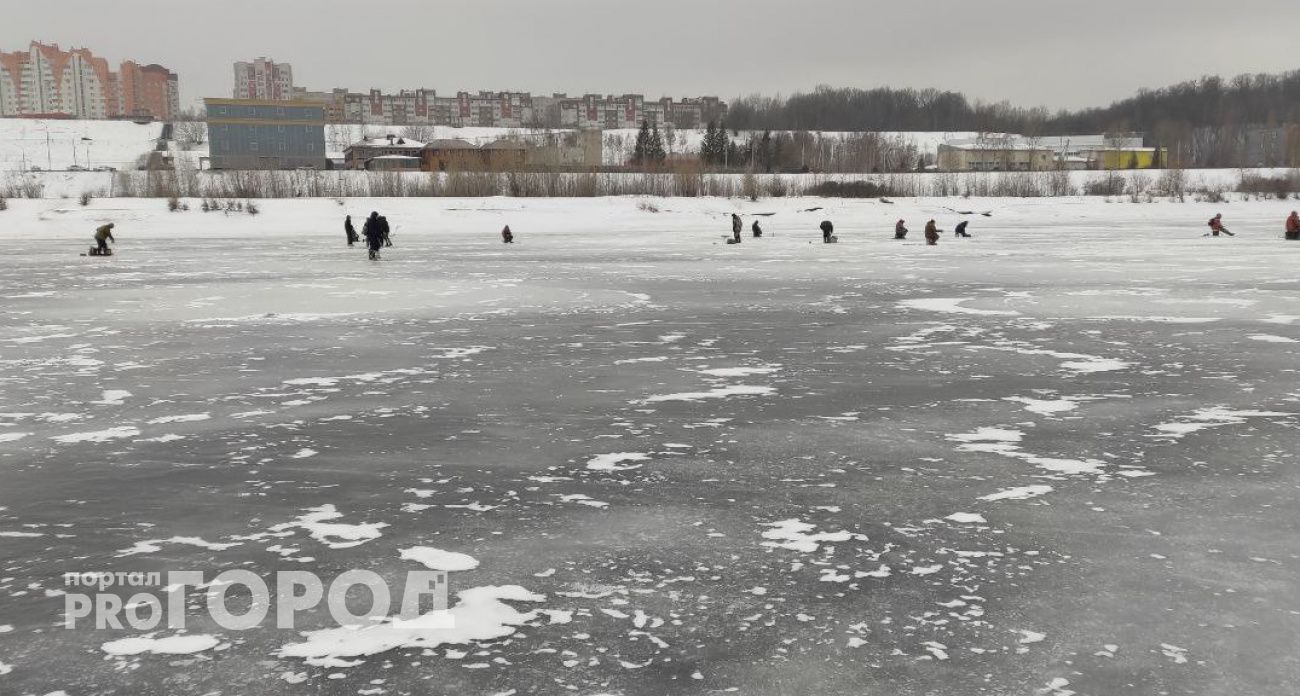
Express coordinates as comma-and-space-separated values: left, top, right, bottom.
0, 118, 163, 173
1, 195, 1299, 695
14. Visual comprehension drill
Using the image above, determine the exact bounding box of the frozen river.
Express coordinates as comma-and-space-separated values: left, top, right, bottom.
1, 196, 1298, 695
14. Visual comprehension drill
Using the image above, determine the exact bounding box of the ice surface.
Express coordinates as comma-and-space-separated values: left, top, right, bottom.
3, 194, 1299, 694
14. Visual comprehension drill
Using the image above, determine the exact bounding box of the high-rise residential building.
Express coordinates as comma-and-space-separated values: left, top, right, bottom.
119, 61, 180, 120
233, 58, 295, 101
0, 41, 178, 120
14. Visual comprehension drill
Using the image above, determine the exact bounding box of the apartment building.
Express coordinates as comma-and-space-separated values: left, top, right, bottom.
233, 57, 295, 101
0, 41, 178, 120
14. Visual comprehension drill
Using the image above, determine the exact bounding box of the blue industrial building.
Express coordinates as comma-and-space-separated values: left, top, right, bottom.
204, 98, 326, 170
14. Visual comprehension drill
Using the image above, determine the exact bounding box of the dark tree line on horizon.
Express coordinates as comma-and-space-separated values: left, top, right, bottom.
725, 70, 1300, 167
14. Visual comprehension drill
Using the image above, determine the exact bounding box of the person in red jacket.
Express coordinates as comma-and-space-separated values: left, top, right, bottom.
1286, 211, 1299, 240
1207, 213, 1234, 237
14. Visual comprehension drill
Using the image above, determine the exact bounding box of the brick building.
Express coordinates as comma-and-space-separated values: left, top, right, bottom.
0, 41, 178, 120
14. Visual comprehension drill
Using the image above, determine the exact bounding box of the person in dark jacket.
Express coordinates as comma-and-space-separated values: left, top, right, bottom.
93, 223, 115, 255
752, 220, 763, 238
894, 219, 908, 239
1285, 211, 1299, 240
1207, 214, 1234, 237
924, 220, 939, 245
955, 221, 971, 238
820, 220, 834, 243
378, 215, 393, 246
362, 212, 383, 260
731, 214, 743, 244
345, 215, 358, 246
502, 225, 514, 243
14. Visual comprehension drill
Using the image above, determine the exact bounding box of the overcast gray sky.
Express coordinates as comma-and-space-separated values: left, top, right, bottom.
4, 0, 1297, 112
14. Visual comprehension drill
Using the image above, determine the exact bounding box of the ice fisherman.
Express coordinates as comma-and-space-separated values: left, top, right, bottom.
731, 214, 743, 244
345, 215, 359, 246
1207, 213, 1234, 237
378, 214, 393, 247
93, 223, 115, 255
362, 212, 384, 260
955, 221, 971, 238
502, 225, 514, 243
1285, 211, 1299, 240
752, 220, 763, 238
924, 220, 939, 245
820, 220, 834, 243
894, 220, 908, 239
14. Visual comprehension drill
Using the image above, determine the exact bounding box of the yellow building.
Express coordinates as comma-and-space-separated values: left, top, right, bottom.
1080, 147, 1167, 170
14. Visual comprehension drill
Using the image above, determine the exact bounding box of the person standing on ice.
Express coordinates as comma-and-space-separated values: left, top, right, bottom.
378, 214, 393, 247
894, 219, 908, 239
501, 225, 514, 243
93, 223, 115, 255
344, 215, 358, 246
1207, 213, 1234, 237
955, 221, 971, 238
362, 212, 383, 260
924, 220, 940, 245
752, 220, 763, 238
1285, 211, 1299, 240
731, 214, 743, 244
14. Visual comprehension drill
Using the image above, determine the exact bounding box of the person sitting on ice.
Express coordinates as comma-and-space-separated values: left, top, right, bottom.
93, 223, 115, 255
1285, 211, 1300, 240
820, 220, 835, 243
731, 214, 743, 244
894, 219, 908, 239
924, 220, 940, 245
752, 220, 763, 238
501, 225, 514, 243
955, 221, 971, 238
1206, 213, 1234, 237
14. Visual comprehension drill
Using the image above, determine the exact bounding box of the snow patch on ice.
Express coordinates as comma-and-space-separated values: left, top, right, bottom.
102, 634, 220, 656
51, 426, 140, 444
899, 297, 1019, 316
697, 365, 781, 378
640, 385, 775, 403
92, 390, 132, 405
146, 413, 211, 424
117, 536, 240, 557
1248, 334, 1298, 344
979, 485, 1053, 502
586, 452, 651, 472
948, 427, 1104, 475
278, 585, 544, 668
399, 547, 480, 572
1153, 407, 1292, 439
269, 505, 387, 549
760, 519, 852, 553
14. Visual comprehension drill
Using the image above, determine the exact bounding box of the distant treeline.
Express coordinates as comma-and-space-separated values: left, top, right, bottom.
726, 72, 1300, 167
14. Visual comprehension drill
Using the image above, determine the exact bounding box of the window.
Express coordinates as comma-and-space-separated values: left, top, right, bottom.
250, 141, 259, 152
